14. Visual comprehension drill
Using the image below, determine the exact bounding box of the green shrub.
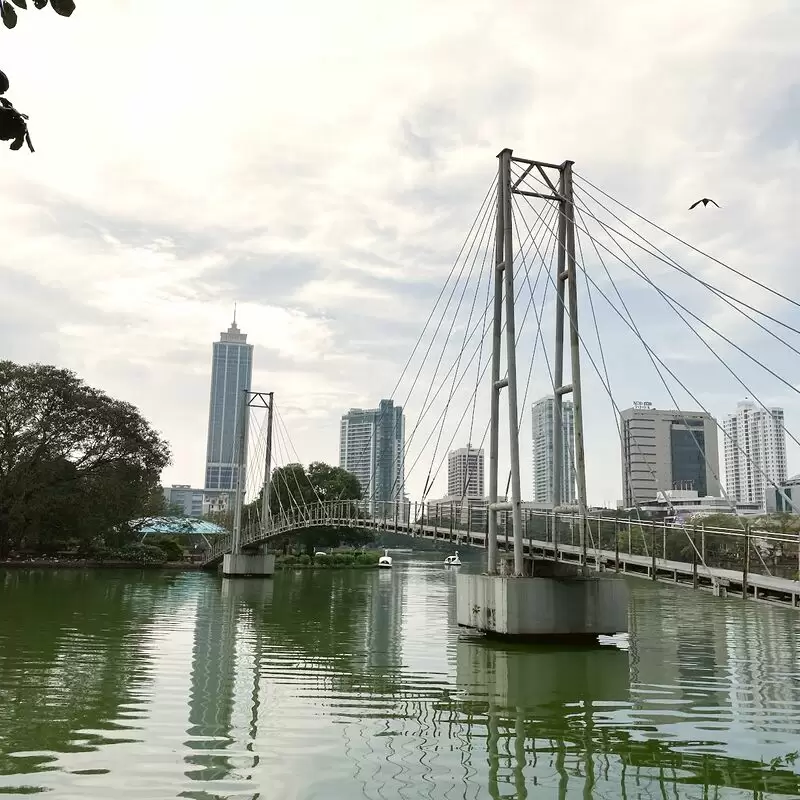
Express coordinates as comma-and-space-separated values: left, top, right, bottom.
77, 541, 114, 562
149, 536, 184, 562
117, 543, 167, 565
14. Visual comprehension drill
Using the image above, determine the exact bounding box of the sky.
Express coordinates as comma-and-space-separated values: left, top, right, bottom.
1, 0, 798, 506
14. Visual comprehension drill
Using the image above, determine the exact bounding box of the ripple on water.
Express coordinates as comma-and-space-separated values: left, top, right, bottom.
1, 563, 800, 798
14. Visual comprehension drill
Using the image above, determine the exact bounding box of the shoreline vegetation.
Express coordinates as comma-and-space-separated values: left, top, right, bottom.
0, 549, 386, 572
276, 550, 382, 570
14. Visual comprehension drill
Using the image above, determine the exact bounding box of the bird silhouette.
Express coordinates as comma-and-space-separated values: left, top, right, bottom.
689, 198, 720, 210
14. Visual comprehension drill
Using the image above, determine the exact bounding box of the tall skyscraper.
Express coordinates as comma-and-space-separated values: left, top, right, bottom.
620, 404, 721, 507
724, 399, 787, 509
339, 400, 404, 512
204, 315, 253, 494
447, 445, 485, 498
531, 396, 576, 504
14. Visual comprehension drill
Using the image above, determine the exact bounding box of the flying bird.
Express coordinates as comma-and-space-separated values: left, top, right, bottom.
689, 198, 720, 210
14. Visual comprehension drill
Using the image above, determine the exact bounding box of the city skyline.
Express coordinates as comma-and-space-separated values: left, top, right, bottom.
178, 330, 796, 510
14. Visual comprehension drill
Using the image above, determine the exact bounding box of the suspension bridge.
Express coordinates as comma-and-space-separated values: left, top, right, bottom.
207, 148, 800, 624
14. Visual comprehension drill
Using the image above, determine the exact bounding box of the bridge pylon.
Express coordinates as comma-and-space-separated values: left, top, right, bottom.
223, 389, 276, 579
457, 148, 628, 640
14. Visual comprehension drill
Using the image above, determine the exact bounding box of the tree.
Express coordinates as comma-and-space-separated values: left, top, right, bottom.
0, 361, 171, 556
246, 461, 369, 553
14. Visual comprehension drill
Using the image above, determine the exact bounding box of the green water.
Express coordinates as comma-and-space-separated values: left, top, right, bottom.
1, 555, 800, 799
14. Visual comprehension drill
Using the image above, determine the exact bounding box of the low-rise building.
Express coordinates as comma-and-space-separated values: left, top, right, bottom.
639, 489, 761, 523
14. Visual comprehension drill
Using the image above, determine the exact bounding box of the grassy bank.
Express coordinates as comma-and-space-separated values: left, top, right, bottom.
0, 558, 202, 570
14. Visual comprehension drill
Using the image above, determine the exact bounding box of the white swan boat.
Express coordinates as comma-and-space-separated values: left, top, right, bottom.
444, 552, 462, 567
378, 549, 393, 569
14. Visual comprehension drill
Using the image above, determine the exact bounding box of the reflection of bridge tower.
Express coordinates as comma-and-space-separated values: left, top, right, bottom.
184, 578, 273, 786
456, 638, 630, 799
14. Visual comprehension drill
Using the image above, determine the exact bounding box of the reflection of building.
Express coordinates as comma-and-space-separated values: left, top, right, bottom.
339, 400, 404, 512
204, 314, 254, 495
447, 445, 484, 498
532, 396, 575, 504
163, 485, 205, 517
724, 400, 787, 510
620, 406, 720, 507
186, 580, 272, 784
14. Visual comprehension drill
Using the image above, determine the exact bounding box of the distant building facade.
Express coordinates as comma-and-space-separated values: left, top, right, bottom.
339, 400, 405, 513
765, 475, 800, 514
531, 396, 575, 505
204, 316, 253, 495
620, 405, 721, 507
724, 400, 787, 510
163, 485, 205, 518
447, 445, 484, 499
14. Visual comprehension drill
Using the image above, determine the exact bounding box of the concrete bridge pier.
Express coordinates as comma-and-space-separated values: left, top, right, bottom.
222, 549, 275, 579
456, 560, 628, 641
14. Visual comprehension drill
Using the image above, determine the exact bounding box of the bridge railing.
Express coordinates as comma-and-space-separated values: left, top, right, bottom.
201, 500, 800, 581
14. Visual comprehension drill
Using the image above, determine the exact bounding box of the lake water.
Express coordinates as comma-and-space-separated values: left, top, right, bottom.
1, 553, 800, 798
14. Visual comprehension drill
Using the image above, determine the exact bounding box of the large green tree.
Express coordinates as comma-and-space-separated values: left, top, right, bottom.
242, 460, 370, 553
0, 361, 171, 556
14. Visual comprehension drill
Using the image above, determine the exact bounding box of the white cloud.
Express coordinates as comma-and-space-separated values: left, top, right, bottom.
0, 0, 798, 505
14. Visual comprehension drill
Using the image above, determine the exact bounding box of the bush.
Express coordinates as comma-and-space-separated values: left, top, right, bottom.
117, 543, 167, 565
298, 553, 311, 565
148, 536, 184, 562
76, 541, 114, 562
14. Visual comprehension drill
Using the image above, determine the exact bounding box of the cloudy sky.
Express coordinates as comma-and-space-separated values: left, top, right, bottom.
1, 0, 798, 505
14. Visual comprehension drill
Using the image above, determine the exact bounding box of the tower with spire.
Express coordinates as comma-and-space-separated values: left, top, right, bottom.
204, 308, 253, 504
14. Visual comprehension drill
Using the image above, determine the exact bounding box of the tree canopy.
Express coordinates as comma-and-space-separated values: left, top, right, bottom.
0, 361, 171, 556
237, 460, 369, 553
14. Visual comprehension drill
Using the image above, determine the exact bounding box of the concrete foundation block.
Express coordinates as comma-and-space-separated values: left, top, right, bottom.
222, 552, 275, 578
456, 572, 628, 639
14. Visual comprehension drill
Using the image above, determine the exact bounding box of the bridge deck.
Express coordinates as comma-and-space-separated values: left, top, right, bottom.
205, 513, 800, 608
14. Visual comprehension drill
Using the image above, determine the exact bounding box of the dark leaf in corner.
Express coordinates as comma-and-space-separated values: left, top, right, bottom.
50, 0, 74, 15
33, 0, 47, 8
1, 3, 18, 28
0, 70, 9, 95
11, 0, 28, 11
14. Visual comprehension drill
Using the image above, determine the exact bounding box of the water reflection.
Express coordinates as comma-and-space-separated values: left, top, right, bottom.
2, 563, 800, 798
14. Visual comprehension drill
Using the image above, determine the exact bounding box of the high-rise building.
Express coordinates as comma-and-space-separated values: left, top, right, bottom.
447, 445, 484, 498
204, 315, 253, 495
620, 404, 721, 507
531, 396, 576, 505
724, 400, 787, 510
339, 400, 404, 512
